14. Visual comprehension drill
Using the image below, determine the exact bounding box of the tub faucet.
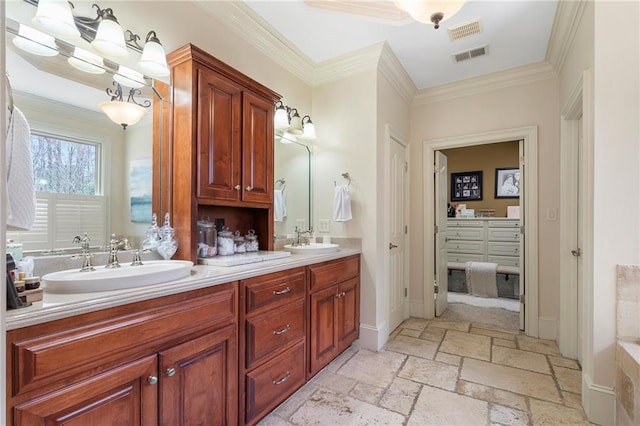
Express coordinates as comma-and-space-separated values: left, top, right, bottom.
105, 234, 125, 269
72, 233, 95, 272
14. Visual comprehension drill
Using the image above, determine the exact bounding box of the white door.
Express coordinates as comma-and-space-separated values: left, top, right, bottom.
518, 141, 525, 330
388, 136, 408, 331
576, 116, 584, 363
435, 151, 448, 316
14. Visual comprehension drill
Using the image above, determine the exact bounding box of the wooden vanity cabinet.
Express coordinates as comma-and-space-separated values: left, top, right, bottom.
165, 44, 280, 261
239, 268, 307, 425
6, 283, 238, 426
308, 255, 360, 377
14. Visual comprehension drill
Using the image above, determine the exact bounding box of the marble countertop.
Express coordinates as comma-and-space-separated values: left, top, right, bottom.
6, 248, 360, 331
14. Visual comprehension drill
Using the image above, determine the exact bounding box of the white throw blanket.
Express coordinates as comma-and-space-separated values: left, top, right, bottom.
465, 261, 498, 298
333, 184, 352, 222
6, 106, 36, 230
274, 189, 286, 222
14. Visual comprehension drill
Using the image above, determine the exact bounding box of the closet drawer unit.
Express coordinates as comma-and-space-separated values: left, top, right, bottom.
448, 220, 484, 228
448, 253, 485, 263
244, 299, 305, 369
447, 240, 486, 255
487, 220, 520, 228
447, 227, 486, 241
488, 241, 519, 257
487, 227, 521, 242
243, 268, 305, 315
487, 255, 520, 268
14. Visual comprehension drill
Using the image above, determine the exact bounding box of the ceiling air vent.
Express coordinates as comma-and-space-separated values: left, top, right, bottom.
448, 19, 482, 42
451, 45, 488, 63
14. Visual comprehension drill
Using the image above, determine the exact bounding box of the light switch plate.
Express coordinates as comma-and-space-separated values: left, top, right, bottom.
319, 219, 330, 233
546, 209, 557, 221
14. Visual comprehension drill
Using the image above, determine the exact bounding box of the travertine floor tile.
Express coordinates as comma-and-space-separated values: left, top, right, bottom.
323, 345, 358, 373
493, 338, 517, 348
315, 370, 358, 394
385, 334, 438, 359
408, 385, 488, 425
337, 349, 405, 388
553, 365, 582, 394
429, 319, 471, 332
456, 380, 528, 411
492, 345, 551, 374
273, 380, 320, 419
399, 328, 422, 338
529, 399, 589, 425
517, 334, 561, 355
471, 326, 517, 341
490, 403, 529, 425
398, 356, 459, 391
350, 382, 385, 405
440, 330, 491, 361
257, 413, 295, 425
562, 391, 583, 409
461, 358, 562, 403
549, 355, 581, 370
379, 377, 422, 416
289, 388, 405, 425
435, 352, 461, 367
401, 317, 429, 331
421, 325, 446, 342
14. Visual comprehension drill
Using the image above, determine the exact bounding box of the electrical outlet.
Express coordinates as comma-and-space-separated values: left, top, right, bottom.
319, 219, 330, 233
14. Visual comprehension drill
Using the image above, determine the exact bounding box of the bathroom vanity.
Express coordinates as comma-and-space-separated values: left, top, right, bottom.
5, 250, 360, 425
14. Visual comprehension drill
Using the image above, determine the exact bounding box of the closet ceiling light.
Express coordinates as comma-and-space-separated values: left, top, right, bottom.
13, 24, 59, 57
68, 47, 105, 74
32, 0, 80, 38
98, 82, 150, 130
393, 0, 466, 29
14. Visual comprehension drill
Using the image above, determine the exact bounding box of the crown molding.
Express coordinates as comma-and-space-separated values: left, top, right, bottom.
304, 0, 411, 24
412, 61, 558, 106
378, 42, 416, 105
546, 0, 587, 75
193, 1, 315, 86
312, 42, 383, 86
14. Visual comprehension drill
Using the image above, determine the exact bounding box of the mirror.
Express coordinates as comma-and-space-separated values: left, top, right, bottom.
274, 136, 312, 237
4, 13, 164, 254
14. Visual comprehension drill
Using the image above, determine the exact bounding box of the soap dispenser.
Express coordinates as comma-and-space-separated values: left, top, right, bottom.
157, 213, 178, 260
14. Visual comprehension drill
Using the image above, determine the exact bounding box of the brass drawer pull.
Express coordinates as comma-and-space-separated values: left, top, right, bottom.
272, 287, 291, 295
273, 371, 291, 385
273, 324, 291, 335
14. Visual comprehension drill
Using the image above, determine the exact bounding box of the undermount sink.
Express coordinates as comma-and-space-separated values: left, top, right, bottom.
284, 243, 340, 255
42, 260, 194, 294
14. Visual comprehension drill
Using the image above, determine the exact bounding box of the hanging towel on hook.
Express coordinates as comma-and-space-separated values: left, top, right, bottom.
333, 184, 352, 222
6, 106, 36, 230
274, 189, 287, 222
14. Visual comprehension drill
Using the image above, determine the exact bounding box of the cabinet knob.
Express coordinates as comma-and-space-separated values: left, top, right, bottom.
272, 371, 291, 386
273, 324, 291, 335
234, 185, 241, 190
147, 376, 158, 385
246, 185, 253, 191
165, 367, 176, 377
336, 291, 346, 298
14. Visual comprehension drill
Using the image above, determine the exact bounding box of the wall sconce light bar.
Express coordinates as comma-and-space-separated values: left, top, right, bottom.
274, 100, 316, 140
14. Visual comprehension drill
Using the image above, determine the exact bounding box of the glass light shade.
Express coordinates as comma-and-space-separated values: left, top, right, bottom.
91, 18, 128, 61
274, 108, 289, 130
288, 113, 303, 135
138, 39, 169, 77
302, 121, 316, 140
68, 47, 105, 74
280, 132, 297, 144
395, 0, 465, 24
32, 0, 80, 38
13, 25, 58, 57
114, 66, 145, 88
98, 100, 147, 129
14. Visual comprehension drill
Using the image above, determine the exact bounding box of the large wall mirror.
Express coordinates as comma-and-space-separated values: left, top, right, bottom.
4, 4, 165, 254
274, 136, 312, 237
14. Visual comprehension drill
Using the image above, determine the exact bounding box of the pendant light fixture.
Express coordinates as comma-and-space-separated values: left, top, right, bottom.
32, 0, 80, 39
98, 82, 150, 129
394, 0, 466, 29
90, 7, 128, 62
138, 31, 170, 77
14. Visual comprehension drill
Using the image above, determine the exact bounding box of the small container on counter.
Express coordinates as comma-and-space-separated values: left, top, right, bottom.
245, 229, 259, 252
24, 276, 40, 290
197, 220, 217, 258
14, 280, 25, 293
233, 231, 246, 253
217, 227, 235, 256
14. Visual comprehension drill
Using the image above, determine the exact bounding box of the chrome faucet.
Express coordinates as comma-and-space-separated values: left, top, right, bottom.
294, 226, 313, 246
72, 233, 95, 272
105, 234, 125, 269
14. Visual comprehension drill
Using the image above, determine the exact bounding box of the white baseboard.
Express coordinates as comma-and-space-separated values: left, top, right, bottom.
538, 317, 558, 340
359, 321, 389, 351
582, 373, 616, 426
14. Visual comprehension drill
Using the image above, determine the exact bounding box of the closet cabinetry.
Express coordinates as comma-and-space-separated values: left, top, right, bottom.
308, 255, 360, 377
447, 218, 520, 268
6, 284, 238, 425
165, 44, 280, 260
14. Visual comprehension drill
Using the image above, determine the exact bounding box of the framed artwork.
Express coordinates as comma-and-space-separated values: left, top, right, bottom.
451, 171, 483, 201
495, 167, 520, 198
130, 157, 153, 223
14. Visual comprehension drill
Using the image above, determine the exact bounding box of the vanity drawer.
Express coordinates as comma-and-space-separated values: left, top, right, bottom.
244, 340, 306, 424
309, 255, 359, 292
447, 240, 486, 255
488, 241, 520, 257
243, 268, 305, 314
488, 227, 520, 242
447, 227, 486, 241
245, 299, 305, 369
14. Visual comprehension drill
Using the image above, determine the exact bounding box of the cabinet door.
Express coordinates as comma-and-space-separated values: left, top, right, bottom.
242, 91, 274, 204
197, 67, 243, 201
159, 325, 238, 426
337, 277, 359, 351
309, 285, 339, 376
14, 355, 158, 426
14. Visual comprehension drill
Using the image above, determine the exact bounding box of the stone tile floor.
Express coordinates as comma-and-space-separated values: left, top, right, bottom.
259, 315, 592, 425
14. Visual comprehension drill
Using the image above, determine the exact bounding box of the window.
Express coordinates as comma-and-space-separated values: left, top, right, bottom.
7, 132, 107, 252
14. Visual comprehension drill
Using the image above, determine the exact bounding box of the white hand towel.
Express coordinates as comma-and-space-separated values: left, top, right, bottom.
6, 106, 36, 230
333, 184, 352, 222
465, 261, 498, 298
274, 189, 287, 222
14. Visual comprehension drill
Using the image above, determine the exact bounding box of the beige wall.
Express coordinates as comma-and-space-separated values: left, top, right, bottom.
442, 142, 520, 217
409, 77, 560, 328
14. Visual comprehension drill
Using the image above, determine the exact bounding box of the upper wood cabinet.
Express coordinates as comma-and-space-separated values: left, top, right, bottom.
165, 44, 281, 260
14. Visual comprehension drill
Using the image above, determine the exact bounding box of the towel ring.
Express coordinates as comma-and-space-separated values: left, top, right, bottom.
334, 172, 351, 187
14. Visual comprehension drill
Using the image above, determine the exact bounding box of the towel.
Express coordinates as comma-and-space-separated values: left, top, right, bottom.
6, 106, 36, 230
274, 189, 287, 222
333, 184, 352, 222
465, 261, 498, 298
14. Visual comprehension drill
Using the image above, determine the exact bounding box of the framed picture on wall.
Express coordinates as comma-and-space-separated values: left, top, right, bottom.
495, 167, 520, 198
451, 171, 483, 201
